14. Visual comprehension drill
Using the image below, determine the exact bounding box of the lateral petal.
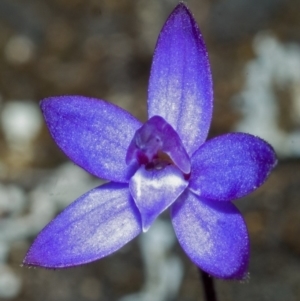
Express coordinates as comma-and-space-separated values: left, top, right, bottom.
190, 133, 277, 201
41, 96, 142, 182
148, 3, 213, 155
24, 182, 142, 268
129, 165, 188, 232
171, 190, 249, 279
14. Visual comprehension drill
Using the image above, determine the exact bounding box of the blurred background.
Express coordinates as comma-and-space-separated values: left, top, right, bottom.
0, 0, 300, 300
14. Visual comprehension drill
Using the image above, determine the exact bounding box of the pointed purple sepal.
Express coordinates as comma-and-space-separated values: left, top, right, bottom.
126, 116, 191, 174
129, 165, 188, 232
24, 182, 142, 268
171, 190, 249, 279
148, 3, 213, 155
41, 96, 142, 183
189, 133, 277, 201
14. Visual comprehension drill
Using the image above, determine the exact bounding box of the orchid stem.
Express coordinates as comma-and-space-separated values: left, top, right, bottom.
199, 268, 218, 301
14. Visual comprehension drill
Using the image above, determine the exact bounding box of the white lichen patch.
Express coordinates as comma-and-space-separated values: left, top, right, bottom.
233, 32, 300, 157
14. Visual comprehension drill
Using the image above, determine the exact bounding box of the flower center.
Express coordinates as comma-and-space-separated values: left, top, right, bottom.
126, 115, 191, 175
145, 150, 174, 170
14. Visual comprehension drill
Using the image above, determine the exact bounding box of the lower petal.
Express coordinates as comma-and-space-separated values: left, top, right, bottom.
171, 190, 249, 279
130, 165, 188, 232
24, 182, 142, 268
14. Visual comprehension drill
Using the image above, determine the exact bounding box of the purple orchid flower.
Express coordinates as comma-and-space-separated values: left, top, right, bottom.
24, 3, 276, 279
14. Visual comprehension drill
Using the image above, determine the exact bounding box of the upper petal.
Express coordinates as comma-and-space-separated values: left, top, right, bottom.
24, 182, 142, 268
148, 3, 213, 155
129, 165, 188, 232
41, 96, 142, 182
171, 190, 249, 279
189, 133, 277, 201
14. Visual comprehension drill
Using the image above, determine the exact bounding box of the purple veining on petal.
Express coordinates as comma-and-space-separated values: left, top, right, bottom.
171, 190, 249, 279
129, 165, 188, 232
126, 116, 191, 174
189, 133, 277, 201
24, 182, 142, 268
148, 3, 213, 155
41, 96, 142, 183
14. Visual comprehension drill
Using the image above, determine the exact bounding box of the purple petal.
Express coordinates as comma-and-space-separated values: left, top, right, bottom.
126, 116, 191, 174
41, 96, 142, 182
129, 165, 188, 232
189, 133, 277, 201
171, 190, 249, 279
24, 182, 142, 268
148, 3, 213, 155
